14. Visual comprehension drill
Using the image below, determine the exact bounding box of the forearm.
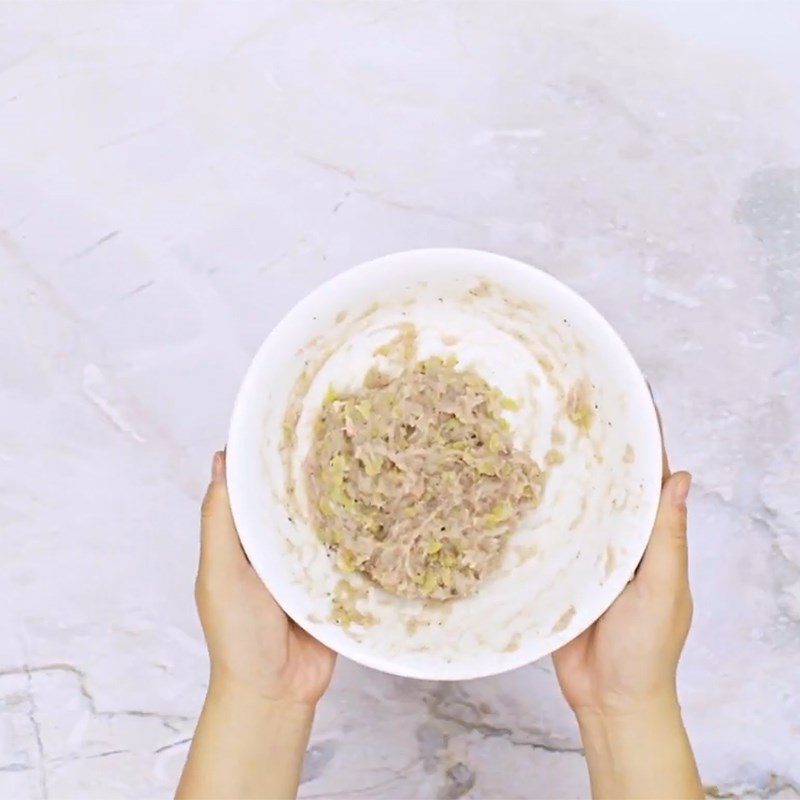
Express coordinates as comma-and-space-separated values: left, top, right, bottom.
176, 680, 314, 800
577, 695, 703, 800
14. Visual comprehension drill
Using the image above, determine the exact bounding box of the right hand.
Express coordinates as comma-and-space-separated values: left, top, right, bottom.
196, 451, 336, 709
177, 451, 335, 800
553, 455, 693, 716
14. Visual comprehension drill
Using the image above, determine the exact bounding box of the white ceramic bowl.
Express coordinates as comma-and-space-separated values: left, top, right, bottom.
227, 248, 661, 680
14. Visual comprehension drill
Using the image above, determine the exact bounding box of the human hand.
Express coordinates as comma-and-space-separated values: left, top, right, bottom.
553, 449, 692, 716
195, 450, 336, 709
552, 442, 702, 800
178, 451, 336, 800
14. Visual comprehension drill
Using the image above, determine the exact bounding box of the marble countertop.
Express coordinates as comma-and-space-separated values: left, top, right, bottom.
1, 2, 799, 798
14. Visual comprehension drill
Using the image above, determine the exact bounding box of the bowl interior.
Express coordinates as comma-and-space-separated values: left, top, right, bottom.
227, 248, 661, 680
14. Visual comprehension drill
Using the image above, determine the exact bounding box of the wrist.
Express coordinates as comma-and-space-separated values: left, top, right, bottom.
181, 671, 316, 800
207, 673, 317, 727
577, 691, 684, 756
575, 688, 681, 729
576, 692, 702, 800
577, 694, 682, 785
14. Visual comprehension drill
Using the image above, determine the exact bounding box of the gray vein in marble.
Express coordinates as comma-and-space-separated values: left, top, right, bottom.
353, 187, 478, 227
302, 758, 420, 799
63, 230, 119, 263
49, 749, 130, 764
153, 738, 193, 755
297, 153, 357, 180
331, 191, 352, 215
23, 667, 46, 800
0, 664, 192, 733
706, 775, 800, 800
118, 279, 156, 302
427, 685, 582, 756
297, 150, 479, 226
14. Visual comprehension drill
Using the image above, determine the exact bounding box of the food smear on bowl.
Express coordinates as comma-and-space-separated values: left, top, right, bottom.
304, 326, 545, 602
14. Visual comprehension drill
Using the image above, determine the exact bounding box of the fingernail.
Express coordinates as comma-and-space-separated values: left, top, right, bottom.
671, 472, 691, 506
211, 451, 224, 482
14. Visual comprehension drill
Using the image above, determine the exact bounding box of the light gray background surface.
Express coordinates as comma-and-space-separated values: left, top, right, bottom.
2, 2, 799, 797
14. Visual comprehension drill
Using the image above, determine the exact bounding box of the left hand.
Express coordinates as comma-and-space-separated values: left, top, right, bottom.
195, 451, 336, 709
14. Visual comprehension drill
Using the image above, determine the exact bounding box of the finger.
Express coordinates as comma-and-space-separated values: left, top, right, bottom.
199, 450, 246, 573
637, 471, 692, 589
648, 385, 670, 483
631, 393, 671, 579
656, 408, 670, 483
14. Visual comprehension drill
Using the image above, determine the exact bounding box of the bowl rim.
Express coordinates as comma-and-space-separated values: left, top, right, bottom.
227, 247, 661, 680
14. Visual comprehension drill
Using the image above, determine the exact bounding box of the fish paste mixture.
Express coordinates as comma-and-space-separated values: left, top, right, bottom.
304, 355, 544, 600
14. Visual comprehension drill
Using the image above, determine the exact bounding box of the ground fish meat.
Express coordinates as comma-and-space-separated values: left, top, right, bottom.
304, 356, 545, 600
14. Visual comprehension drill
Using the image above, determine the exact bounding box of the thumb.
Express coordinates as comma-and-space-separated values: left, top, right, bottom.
637, 471, 692, 589
199, 451, 246, 573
